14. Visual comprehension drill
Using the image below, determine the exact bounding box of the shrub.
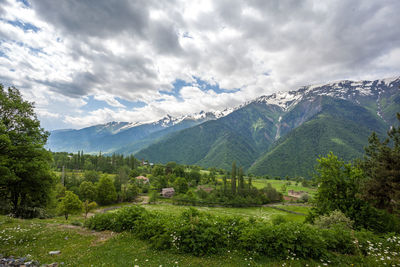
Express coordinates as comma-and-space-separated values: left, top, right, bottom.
272, 215, 288, 225
85, 205, 400, 260
240, 222, 327, 259
314, 210, 354, 230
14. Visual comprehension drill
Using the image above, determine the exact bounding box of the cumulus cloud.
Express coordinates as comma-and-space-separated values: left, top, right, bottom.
0, 0, 399, 129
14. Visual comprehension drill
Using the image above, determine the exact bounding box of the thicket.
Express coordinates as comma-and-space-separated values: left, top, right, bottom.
85, 205, 400, 260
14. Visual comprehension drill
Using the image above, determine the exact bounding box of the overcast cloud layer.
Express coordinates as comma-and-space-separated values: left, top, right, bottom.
0, 0, 399, 130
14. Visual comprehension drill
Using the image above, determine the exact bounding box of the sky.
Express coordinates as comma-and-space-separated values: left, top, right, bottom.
0, 0, 399, 130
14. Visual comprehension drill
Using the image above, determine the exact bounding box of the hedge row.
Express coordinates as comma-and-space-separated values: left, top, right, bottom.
85, 205, 400, 259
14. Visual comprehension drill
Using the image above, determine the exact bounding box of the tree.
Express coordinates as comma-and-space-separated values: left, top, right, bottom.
361, 114, 400, 214
231, 161, 237, 195
84, 170, 100, 183
311, 152, 364, 216
238, 167, 244, 194
152, 165, 164, 177
57, 191, 82, 220
187, 169, 201, 185
0, 85, 54, 218
173, 165, 185, 178
83, 200, 97, 220
79, 181, 97, 202
174, 177, 189, 194
121, 183, 139, 202
96, 175, 117, 205
114, 166, 130, 192
307, 152, 387, 230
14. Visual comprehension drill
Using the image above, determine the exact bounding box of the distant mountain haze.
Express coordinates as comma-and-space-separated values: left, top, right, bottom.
47, 77, 400, 177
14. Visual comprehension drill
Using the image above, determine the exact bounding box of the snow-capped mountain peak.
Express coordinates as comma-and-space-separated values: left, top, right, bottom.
252, 76, 400, 111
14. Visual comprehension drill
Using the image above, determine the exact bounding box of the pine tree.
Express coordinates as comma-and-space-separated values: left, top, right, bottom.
361, 113, 400, 214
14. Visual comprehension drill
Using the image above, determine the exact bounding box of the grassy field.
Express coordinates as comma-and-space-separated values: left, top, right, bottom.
251, 179, 317, 196
1, 212, 394, 267
141, 203, 309, 222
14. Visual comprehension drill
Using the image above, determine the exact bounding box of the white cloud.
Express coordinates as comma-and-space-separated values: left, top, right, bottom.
0, 0, 399, 130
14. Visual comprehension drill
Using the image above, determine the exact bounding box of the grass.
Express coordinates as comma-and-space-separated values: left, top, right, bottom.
1, 214, 397, 266
140, 203, 306, 223
251, 179, 317, 196
273, 205, 312, 214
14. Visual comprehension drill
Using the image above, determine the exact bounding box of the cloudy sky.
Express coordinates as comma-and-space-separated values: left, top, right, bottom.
1, 0, 399, 130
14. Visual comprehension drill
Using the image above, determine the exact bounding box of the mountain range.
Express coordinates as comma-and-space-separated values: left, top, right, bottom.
47, 77, 400, 177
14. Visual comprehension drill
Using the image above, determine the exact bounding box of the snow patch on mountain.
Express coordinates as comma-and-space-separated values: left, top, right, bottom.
253, 76, 400, 111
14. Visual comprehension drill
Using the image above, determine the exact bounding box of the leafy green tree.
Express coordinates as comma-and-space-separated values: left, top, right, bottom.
361, 114, 400, 214
174, 177, 189, 194
187, 169, 201, 185
121, 183, 139, 202
152, 165, 164, 177
96, 175, 117, 205
84, 170, 100, 183
0, 85, 54, 218
149, 190, 159, 203
114, 166, 130, 192
173, 165, 185, 177
83, 200, 97, 219
153, 175, 169, 191
57, 191, 82, 220
55, 183, 66, 200
79, 181, 97, 201
311, 152, 363, 215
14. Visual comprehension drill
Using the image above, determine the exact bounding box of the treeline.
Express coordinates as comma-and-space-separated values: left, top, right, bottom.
172, 161, 282, 206
52, 151, 140, 173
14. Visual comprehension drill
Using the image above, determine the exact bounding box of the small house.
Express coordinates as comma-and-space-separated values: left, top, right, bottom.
135, 176, 149, 184
161, 187, 175, 198
197, 185, 213, 193
288, 190, 306, 198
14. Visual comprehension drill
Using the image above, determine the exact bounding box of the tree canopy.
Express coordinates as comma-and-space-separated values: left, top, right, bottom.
361, 113, 400, 214
0, 85, 54, 218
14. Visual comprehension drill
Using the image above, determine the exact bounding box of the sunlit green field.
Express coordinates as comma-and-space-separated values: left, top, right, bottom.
140, 203, 309, 222
251, 179, 317, 196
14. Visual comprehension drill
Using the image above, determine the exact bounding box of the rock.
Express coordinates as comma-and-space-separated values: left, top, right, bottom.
48, 251, 61, 256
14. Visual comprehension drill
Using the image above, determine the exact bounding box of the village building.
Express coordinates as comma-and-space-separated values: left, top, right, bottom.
161, 187, 175, 198
135, 176, 149, 184
288, 190, 307, 198
197, 185, 213, 193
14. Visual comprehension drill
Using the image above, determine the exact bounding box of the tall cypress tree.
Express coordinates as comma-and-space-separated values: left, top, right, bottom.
238, 167, 244, 194
231, 161, 237, 195
223, 172, 228, 193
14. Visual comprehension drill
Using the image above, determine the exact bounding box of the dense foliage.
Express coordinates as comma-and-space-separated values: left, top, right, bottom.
308, 152, 400, 233
361, 114, 400, 214
0, 85, 54, 218
86, 205, 400, 260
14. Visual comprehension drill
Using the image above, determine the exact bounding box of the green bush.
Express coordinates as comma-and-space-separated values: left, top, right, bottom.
85, 205, 400, 260
240, 222, 327, 259
272, 215, 288, 225
314, 210, 354, 230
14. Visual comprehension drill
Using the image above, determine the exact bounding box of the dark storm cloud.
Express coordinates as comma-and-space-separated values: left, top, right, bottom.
31, 0, 149, 38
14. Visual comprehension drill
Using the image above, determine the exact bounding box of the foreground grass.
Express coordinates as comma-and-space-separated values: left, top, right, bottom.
1, 215, 395, 267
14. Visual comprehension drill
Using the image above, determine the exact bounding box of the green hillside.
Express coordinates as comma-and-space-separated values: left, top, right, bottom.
135, 102, 283, 168
136, 95, 391, 177
248, 97, 388, 177
248, 115, 375, 177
